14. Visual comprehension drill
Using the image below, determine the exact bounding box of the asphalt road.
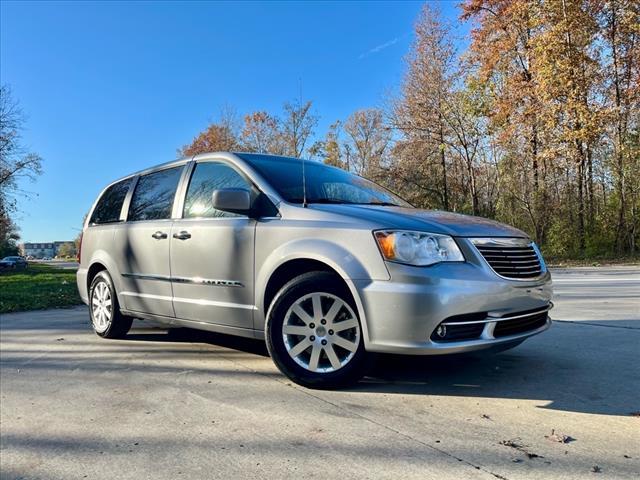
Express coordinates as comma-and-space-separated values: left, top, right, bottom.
1, 267, 638, 480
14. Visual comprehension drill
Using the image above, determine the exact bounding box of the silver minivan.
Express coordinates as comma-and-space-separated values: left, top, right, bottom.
77, 152, 552, 388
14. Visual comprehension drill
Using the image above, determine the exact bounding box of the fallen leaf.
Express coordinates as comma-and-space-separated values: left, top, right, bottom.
545, 429, 575, 443
500, 438, 543, 459
500, 438, 523, 449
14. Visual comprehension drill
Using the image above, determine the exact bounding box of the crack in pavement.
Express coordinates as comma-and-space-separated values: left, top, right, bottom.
216, 352, 511, 480
553, 320, 639, 330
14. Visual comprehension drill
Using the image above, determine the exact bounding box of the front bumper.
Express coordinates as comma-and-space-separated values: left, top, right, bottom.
350, 254, 553, 355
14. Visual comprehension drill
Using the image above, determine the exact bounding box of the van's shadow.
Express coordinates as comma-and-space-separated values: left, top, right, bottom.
125, 321, 638, 418
126, 327, 270, 357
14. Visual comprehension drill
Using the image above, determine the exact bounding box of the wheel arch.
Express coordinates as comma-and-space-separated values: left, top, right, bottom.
85, 251, 125, 308
262, 259, 349, 316
87, 262, 108, 291
255, 243, 374, 344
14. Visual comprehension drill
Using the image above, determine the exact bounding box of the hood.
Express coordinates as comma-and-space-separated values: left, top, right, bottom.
309, 205, 528, 238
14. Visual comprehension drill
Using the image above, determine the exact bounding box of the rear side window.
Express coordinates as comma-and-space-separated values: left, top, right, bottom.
128, 167, 183, 221
90, 178, 132, 224
183, 162, 251, 218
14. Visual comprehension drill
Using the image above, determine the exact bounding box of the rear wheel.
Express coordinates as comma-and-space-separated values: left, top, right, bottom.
89, 270, 132, 339
266, 272, 369, 389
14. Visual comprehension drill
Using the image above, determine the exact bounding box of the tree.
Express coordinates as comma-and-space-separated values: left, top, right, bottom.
461, 0, 552, 242
179, 108, 240, 156
57, 242, 76, 258
343, 109, 391, 177
0, 85, 43, 213
183, 99, 318, 159
0, 85, 42, 257
0, 199, 20, 257
391, 3, 458, 210
280, 99, 318, 157
175, 1, 639, 259
321, 121, 346, 169
599, 0, 640, 252
240, 111, 284, 154
460, 0, 639, 256
532, 0, 604, 252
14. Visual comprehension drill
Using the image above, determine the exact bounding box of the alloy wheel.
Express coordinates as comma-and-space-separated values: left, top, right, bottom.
282, 292, 360, 373
91, 281, 113, 333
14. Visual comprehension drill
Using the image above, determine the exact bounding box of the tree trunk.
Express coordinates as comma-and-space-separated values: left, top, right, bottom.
531, 122, 539, 192
587, 144, 594, 225
439, 121, 449, 210
576, 141, 586, 255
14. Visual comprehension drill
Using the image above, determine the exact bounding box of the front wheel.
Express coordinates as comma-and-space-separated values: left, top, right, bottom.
266, 272, 369, 389
89, 270, 132, 339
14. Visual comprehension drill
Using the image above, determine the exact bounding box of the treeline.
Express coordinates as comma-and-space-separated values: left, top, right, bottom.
180, 0, 639, 259
0, 85, 43, 257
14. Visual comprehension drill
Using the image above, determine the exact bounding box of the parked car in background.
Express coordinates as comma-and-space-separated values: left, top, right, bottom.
77, 152, 553, 388
0, 256, 28, 271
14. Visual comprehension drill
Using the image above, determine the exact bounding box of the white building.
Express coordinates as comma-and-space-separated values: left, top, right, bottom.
21, 241, 75, 259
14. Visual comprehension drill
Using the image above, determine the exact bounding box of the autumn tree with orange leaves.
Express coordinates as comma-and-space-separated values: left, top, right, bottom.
179, 108, 239, 157
241, 111, 284, 155
461, 0, 639, 255
180, 1, 639, 259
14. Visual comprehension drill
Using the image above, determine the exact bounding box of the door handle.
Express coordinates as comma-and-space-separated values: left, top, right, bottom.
151, 231, 167, 240
173, 231, 191, 240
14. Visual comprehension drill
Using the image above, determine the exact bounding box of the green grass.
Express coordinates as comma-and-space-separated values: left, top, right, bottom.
0, 263, 82, 314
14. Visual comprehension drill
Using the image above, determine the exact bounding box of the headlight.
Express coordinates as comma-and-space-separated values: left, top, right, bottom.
374, 230, 464, 266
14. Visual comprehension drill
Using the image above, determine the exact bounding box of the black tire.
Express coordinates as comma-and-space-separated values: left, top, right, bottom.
88, 270, 133, 339
265, 271, 369, 389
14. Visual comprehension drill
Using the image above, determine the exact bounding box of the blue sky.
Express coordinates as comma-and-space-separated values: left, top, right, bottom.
1, 0, 463, 242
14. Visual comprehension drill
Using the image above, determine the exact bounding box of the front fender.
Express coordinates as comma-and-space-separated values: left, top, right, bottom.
254, 237, 389, 335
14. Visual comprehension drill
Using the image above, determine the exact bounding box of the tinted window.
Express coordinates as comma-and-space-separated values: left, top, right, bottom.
128, 167, 183, 221
238, 154, 410, 207
183, 162, 251, 218
90, 178, 132, 224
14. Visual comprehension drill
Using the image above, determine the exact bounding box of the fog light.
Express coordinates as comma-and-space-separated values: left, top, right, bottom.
436, 325, 447, 338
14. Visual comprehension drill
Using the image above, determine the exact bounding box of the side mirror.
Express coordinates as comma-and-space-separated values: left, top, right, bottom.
211, 188, 251, 214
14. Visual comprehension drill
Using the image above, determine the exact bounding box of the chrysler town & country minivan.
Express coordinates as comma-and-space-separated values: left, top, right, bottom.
77, 152, 552, 388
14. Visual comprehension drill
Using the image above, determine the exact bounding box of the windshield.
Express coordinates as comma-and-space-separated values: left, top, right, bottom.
239, 154, 411, 207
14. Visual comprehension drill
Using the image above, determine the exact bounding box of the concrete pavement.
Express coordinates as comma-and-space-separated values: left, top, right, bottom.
1, 267, 638, 479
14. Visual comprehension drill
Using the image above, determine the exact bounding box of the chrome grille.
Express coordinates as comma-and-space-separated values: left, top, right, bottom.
472, 238, 544, 280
